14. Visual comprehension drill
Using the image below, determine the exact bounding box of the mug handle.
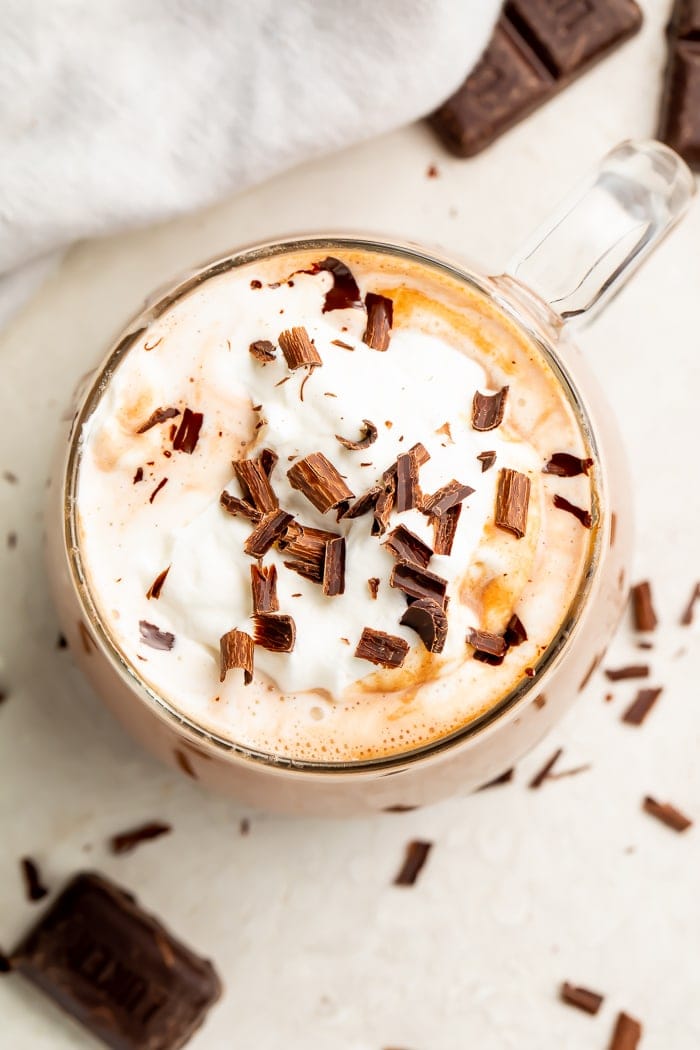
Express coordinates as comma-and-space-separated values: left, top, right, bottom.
502, 140, 695, 326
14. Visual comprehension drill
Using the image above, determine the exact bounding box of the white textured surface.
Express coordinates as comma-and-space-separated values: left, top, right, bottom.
1, 2, 700, 1047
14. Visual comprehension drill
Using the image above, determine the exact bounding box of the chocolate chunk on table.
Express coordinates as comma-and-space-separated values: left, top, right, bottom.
9, 872, 221, 1050
430, 0, 642, 157
660, 1, 700, 168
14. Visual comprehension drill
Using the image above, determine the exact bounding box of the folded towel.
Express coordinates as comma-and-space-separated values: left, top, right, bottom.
0, 0, 500, 328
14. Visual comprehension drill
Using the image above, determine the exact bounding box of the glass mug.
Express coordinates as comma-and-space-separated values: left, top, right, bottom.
47, 141, 694, 816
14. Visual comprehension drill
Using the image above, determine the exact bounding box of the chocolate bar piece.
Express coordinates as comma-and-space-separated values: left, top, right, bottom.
10, 872, 221, 1050
431, 0, 642, 157
660, 1, 700, 168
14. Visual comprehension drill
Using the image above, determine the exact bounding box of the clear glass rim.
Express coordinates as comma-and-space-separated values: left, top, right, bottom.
63, 234, 604, 776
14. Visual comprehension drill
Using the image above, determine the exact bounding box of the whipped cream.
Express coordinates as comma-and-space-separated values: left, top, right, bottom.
76, 247, 595, 761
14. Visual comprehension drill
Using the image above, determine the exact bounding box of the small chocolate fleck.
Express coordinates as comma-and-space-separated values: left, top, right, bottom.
427, 163, 440, 177
146, 567, 170, 600
393, 840, 432, 886
56, 634, 68, 650
383, 525, 433, 569
7, 531, 17, 550
172, 408, 204, 454
323, 536, 346, 597
287, 452, 354, 513
278, 326, 322, 369
252, 614, 296, 653
529, 747, 563, 789
336, 419, 378, 451
608, 1011, 642, 1050
220, 629, 254, 683
622, 687, 662, 726
401, 598, 448, 654
477, 450, 497, 472
136, 406, 180, 434
643, 796, 691, 831
631, 581, 657, 631
355, 627, 409, 669
363, 292, 394, 351
478, 768, 514, 790
240, 818, 250, 835
680, 582, 700, 626
331, 338, 355, 351
133, 467, 144, 484
560, 982, 604, 1016
604, 665, 649, 681
244, 509, 294, 559
2, 470, 18, 484
553, 494, 592, 528
148, 477, 168, 503
544, 452, 594, 477
495, 469, 530, 538
249, 339, 276, 362
109, 821, 172, 855
251, 563, 279, 614
20, 857, 48, 902
139, 620, 175, 651
472, 387, 508, 431
368, 577, 380, 600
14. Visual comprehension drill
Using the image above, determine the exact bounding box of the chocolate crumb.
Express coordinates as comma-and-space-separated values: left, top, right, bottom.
250, 279, 262, 289
631, 581, 657, 631
680, 582, 700, 626
643, 796, 691, 831
252, 614, 296, 653
495, 469, 530, 538
146, 567, 170, 600
56, 634, 68, 650
279, 326, 322, 369
240, 818, 250, 835
220, 629, 254, 683
249, 339, 276, 362
323, 536, 346, 596
139, 621, 175, 651
7, 531, 17, 550
383, 525, 433, 569
136, 406, 180, 434
355, 627, 409, 669
401, 598, 448, 653
478, 768, 515, 790
608, 1012, 642, 1050
553, 494, 592, 528
560, 982, 604, 1015
287, 452, 354, 513
472, 387, 508, 431
432, 503, 462, 556
133, 467, 144, 484
363, 292, 394, 351
172, 408, 203, 454
623, 687, 662, 726
604, 665, 649, 681
336, 419, 378, 452
529, 747, 563, 788
544, 453, 594, 477
426, 163, 440, 177
251, 563, 279, 614
20, 857, 49, 902
477, 450, 497, 472
393, 840, 432, 886
148, 477, 168, 503
368, 577, 380, 600
109, 821, 172, 855
244, 510, 294, 559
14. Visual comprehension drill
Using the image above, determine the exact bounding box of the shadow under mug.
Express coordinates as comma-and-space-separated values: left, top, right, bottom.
47, 140, 694, 815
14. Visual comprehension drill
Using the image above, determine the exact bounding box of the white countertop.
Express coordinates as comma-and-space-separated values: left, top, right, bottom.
2, 2, 700, 1047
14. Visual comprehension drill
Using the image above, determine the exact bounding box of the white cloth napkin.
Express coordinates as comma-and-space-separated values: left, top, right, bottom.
0, 0, 500, 328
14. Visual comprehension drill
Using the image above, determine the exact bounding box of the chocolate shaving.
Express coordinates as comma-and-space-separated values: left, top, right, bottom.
390, 559, 447, 604
631, 581, 657, 631
604, 665, 649, 681
393, 840, 432, 886
234, 454, 279, 513
432, 504, 461, 556
133, 467, 144, 484
259, 447, 278, 477
317, 257, 363, 312
220, 490, 262, 522
383, 525, 433, 569
251, 563, 279, 614
149, 477, 168, 503
529, 747, 563, 788
477, 450, 497, 472
355, 627, 409, 669
219, 629, 254, 684
336, 419, 378, 451
281, 524, 338, 583
478, 768, 515, 790
422, 479, 474, 518
553, 494, 592, 528
136, 406, 180, 434
249, 339, 276, 362
146, 567, 170, 600
363, 292, 394, 350
643, 796, 692, 832
278, 326, 322, 369
20, 858, 49, 902
401, 598, 448, 653
560, 982, 604, 1016
109, 821, 172, 855
608, 1012, 642, 1050
340, 486, 382, 520
622, 687, 662, 726
368, 577, 380, 600
504, 614, 527, 647
495, 469, 530, 538
331, 338, 354, 350
395, 452, 421, 512
323, 536, 346, 596
680, 582, 700, 626
472, 386, 508, 431
287, 452, 354, 513
544, 452, 593, 477
172, 408, 203, 454
244, 509, 294, 558
373, 477, 396, 536
252, 614, 296, 652
139, 620, 175, 651
467, 628, 507, 660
